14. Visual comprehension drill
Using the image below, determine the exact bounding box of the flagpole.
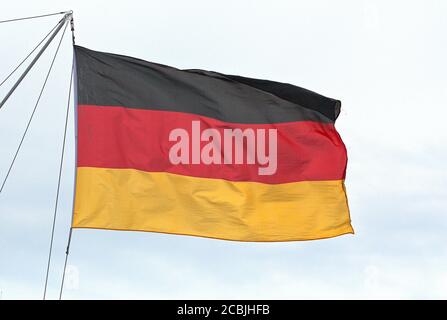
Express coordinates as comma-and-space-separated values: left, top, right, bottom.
42, 14, 75, 299
59, 14, 76, 300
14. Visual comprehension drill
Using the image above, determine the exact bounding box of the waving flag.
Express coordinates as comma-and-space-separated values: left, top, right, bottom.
72, 45, 353, 241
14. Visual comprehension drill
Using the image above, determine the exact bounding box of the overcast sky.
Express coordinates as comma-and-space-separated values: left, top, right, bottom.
0, 0, 446, 299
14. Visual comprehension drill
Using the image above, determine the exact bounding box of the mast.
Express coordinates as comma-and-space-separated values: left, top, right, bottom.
0, 12, 72, 110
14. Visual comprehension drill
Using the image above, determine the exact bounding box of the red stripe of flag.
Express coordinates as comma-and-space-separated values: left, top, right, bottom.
77, 105, 347, 184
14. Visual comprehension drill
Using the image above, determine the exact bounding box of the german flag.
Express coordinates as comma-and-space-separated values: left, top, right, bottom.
73, 46, 353, 241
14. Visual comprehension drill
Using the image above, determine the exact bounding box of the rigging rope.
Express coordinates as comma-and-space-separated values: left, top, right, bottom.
0, 21, 59, 88
46, 60, 74, 301
41, 21, 71, 300
0, 11, 68, 24
0, 10, 75, 300
0, 20, 69, 195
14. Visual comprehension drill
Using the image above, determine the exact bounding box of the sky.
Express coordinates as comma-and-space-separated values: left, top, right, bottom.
0, 0, 446, 299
